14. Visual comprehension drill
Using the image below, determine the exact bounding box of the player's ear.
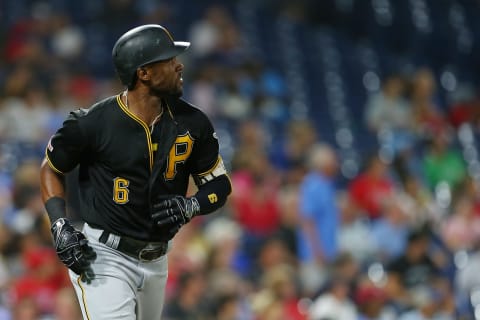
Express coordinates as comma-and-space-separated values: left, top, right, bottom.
137, 67, 149, 81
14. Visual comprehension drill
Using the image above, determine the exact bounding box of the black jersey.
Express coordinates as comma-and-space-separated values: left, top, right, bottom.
46, 94, 221, 241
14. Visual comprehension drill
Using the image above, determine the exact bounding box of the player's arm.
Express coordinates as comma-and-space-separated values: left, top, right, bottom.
40, 158, 67, 222
152, 114, 231, 228
191, 156, 231, 215
152, 157, 231, 228
40, 110, 96, 278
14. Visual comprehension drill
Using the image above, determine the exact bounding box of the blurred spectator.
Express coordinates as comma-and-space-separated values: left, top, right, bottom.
441, 195, 480, 252
308, 276, 357, 320
230, 130, 282, 267
354, 281, 395, 320
163, 271, 208, 320
348, 154, 394, 220
0, 83, 51, 148
49, 287, 82, 320
188, 5, 235, 58
259, 264, 307, 320
385, 229, 441, 312
3, 161, 48, 238
365, 71, 414, 154
409, 68, 448, 139
422, 128, 467, 194
218, 75, 253, 121
8, 247, 70, 316
297, 143, 340, 294
400, 174, 441, 226
370, 195, 410, 262
270, 119, 318, 184
11, 296, 39, 320
397, 286, 450, 320
338, 192, 377, 264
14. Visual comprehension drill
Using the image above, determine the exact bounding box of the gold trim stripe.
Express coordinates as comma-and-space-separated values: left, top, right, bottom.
77, 276, 91, 320
116, 95, 154, 171
45, 152, 64, 175
196, 156, 221, 176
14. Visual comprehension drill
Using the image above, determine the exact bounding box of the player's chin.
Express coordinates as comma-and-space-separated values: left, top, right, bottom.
171, 86, 183, 98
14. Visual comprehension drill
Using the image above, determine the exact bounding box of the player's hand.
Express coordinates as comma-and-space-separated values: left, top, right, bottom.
51, 218, 96, 279
152, 196, 200, 230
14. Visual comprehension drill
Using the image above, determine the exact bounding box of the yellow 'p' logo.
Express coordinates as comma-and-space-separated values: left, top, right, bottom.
165, 132, 194, 180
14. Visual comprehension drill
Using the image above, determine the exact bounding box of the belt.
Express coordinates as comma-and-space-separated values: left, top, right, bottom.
98, 231, 168, 262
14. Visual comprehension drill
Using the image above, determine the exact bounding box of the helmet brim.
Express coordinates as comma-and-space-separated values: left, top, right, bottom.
140, 41, 190, 67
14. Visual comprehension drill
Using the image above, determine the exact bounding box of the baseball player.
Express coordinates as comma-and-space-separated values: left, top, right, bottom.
39, 24, 232, 319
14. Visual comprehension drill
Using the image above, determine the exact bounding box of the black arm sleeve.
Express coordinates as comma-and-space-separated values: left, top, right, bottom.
193, 174, 231, 215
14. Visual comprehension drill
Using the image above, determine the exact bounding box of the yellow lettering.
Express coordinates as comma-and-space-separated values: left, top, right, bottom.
208, 193, 218, 204
113, 177, 130, 204
165, 132, 194, 180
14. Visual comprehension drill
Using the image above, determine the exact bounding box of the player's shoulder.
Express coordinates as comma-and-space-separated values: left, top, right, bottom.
70, 95, 118, 119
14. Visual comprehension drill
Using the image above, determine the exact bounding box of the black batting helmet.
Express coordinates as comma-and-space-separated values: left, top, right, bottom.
112, 24, 190, 88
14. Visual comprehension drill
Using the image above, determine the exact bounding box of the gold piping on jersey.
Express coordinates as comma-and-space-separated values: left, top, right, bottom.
77, 276, 92, 320
45, 151, 64, 175
196, 156, 221, 176
116, 95, 154, 171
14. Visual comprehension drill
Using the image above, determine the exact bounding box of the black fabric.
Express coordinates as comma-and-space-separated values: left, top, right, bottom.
194, 174, 231, 215
46, 95, 221, 241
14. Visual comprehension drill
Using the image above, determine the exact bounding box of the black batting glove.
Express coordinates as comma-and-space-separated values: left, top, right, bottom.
51, 218, 96, 278
152, 196, 200, 229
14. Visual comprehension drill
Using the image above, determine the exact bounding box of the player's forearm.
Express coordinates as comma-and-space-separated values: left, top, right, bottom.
193, 174, 231, 215
40, 158, 67, 222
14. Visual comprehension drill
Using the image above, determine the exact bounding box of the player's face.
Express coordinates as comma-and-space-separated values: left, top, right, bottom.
142, 57, 184, 97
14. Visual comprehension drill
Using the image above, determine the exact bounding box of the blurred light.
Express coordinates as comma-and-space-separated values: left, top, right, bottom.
410, 0, 432, 33
458, 123, 474, 145
449, 3, 465, 28
454, 250, 469, 270
336, 128, 353, 148
324, 72, 343, 86
368, 262, 385, 284
330, 107, 347, 121
378, 146, 394, 164
468, 161, 480, 177
463, 146, 478, 162
435, 181, 451, 209
372, 0, 393, 26
341, 159, 358, 179
472, 288, 480, 307
297, 298, 312, 315
475, 305, 480, 319
377, 127, 393, 142
363, 71, 380, 92
440, 71, 457, 92
458, 28, 473, 53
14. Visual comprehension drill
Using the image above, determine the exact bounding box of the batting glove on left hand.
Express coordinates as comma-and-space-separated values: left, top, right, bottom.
152, 196, 200, 228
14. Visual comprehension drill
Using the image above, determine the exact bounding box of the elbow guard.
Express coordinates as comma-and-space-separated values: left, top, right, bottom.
194, 174, 231, 215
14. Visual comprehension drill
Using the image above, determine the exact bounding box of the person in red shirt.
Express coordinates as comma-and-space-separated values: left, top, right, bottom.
9, 246, 71, 315
348, 155, 394, 219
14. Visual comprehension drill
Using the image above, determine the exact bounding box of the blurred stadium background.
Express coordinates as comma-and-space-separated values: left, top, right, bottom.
2, 0, 480, 319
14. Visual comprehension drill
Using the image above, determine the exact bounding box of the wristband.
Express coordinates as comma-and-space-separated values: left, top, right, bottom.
45, 197, 67, 223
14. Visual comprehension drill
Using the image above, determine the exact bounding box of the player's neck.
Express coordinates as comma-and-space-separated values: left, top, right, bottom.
123, 90, 163, 125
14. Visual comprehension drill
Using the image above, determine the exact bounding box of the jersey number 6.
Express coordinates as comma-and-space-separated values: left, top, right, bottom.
113, 177, 130, 204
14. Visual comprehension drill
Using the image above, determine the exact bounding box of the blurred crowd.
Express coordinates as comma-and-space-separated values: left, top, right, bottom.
2, 1, 480, 320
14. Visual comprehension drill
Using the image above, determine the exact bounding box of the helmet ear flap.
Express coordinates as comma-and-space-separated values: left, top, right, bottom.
127, 73, 138, 90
